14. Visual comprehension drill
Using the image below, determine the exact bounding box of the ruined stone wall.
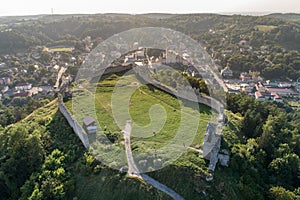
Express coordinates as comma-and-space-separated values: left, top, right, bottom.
58, 96, 90, 149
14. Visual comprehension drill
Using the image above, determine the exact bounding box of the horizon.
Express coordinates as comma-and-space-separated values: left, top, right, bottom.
1, 11, 299, 18
1, 0, 299, 17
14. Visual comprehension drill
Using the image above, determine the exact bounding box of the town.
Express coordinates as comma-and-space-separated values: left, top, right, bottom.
1, 39, 300, 117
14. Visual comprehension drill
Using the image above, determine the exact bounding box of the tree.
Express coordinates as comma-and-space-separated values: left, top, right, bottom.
0, 124, 44, 198
269, 186, 296, 200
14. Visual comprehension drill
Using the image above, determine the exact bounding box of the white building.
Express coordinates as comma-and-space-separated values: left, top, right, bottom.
15, 83, 32, 91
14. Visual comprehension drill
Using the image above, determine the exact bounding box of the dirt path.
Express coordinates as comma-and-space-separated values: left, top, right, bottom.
123, 120, 185, 200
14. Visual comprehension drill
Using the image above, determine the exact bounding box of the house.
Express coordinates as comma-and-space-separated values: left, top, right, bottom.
164, 50, 177, 64
0, 63, 7, 68
0, 77, 11, 85
267, 87, 298, 97
240, 83, 253, 93
13, 91, 30, 97
255, 91, 264, 101
255, 82, 267, 92
124, 54, 135, 63
135, 49, 145, 60
83, 116, 97, 134
265, 80, 278, 87
240, 72, 252, 82
271, 93, 283, 102
52, 65, 60, 72
255, 91, 273, 101
255, 91, 283, 102
278, 82, 292, 88
221, 50, 233, 56
15, 83, 32, 91
220, 67, 233, 78
182, 53, 193, 65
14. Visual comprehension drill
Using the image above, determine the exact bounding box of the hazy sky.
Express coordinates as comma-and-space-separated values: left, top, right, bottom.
0, 0, 299, 16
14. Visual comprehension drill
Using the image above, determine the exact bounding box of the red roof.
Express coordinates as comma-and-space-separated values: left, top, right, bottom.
14, 91, 29, 97
267, 87, 297, 94
255, 91, 263, 98
16, 83, 31, 87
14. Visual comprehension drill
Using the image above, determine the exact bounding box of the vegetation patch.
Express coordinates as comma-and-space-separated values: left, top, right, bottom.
255, 25, 278, 32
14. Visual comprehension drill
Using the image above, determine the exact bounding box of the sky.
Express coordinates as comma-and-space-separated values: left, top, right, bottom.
0, 0, 299, 16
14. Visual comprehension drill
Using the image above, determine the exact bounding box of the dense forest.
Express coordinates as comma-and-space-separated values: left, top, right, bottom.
223, 94, 300, 199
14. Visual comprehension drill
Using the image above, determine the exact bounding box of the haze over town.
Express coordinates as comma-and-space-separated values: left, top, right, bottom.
0, 0, 299, 16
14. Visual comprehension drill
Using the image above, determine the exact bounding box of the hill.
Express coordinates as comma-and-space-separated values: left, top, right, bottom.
1, 91, 299, 199
267, 13, 300, 22
0, 13, 299, 54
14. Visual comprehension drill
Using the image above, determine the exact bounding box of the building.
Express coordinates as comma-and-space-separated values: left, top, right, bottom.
0, 63, 7, 68
255, 91, 283, 102
278, 82, 292, 88
0, 77, 11, 85
15, 83, 32, 91
124, 54, 135, 63
267, 87, 298, 97
135, 49, 145, 60
83, 116, 97, 134
13, 91, 30, 97
52, 65, 60, 72
240, 72, 252, 82
240, 83, 253, 93
220, 67, 233, 78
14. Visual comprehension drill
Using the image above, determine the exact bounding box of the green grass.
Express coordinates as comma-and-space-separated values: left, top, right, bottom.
255, 25, 277, 32
74, 168, 171, 200
22, 99, 58, 122
66, 74, 212, 153
65, 73, 214, 175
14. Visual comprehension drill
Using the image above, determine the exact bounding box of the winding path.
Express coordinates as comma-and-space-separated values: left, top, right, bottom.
122, 120, 185, 200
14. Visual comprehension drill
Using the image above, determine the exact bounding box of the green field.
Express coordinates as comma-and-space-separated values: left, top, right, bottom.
255, 25, 277, 32
67, 74, 211, 142
65, 73, 213, 169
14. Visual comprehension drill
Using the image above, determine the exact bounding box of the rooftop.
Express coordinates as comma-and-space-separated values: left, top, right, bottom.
83, 116, 96, 126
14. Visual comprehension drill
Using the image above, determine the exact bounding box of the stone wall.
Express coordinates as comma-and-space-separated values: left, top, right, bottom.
58, 96, 90, 149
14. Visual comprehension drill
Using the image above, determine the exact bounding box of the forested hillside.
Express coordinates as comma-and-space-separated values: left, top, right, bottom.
0, 13, 299, 80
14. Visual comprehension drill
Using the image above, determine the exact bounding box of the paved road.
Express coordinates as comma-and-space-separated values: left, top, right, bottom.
122, 120, 185, 200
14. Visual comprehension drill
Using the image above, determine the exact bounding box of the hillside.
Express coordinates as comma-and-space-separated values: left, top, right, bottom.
0, 13, 299, 54
1, 13, 299, 81
0, 12, 300, 200
267, 13, 300, 22
0, 99, 173, 199
1, 91, 299, 199
0, 96, 232, 199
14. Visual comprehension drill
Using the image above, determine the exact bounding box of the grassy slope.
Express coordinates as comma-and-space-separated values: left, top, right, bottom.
66, 73, 212, 148
20, 98, 171, 200
64, 73, 243, 199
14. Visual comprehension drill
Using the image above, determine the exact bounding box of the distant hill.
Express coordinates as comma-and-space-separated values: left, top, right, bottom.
0, 13, 299, 54
267, 13, 300, 21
